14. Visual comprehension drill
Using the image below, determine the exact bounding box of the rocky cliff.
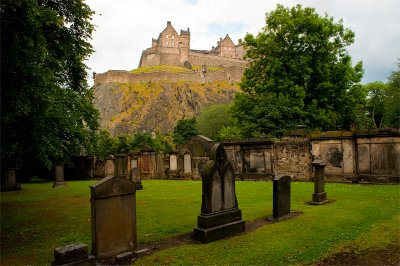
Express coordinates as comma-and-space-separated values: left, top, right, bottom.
93, 80, 240, 136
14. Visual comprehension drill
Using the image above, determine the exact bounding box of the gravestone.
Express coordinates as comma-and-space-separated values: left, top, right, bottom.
130, 155, 143, 190
193, 143, 245, 243
53, 165, 66, 187
166, 150, 180, 178
310, 160, 328, 204
115, 154, 128, 178
90, 176, 137, 260
183, 151, 192, 178
273, 175, 291, 219
1, 168, 21, 191
104, 156, 115, 177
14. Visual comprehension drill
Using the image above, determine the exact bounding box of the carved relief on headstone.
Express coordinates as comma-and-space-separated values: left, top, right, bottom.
193, 143, 245, 243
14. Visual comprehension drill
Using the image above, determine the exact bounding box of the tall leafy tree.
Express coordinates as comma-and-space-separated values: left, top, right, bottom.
233, 4, 364, 137
1, 0, 99, 171
172, 118, 197, 145
384, 60, 400, 128
196, 103, 236, 141
364, 82, 387, 129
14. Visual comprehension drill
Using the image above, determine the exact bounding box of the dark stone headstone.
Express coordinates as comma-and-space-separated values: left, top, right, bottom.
311, 160, 328, 204
52, 243, 95, 266
1, 168, 21, 191
193, 143, 245, 243
273, 175, 291, 219
115, 154, 128, 178
53, 165, 66, 187
90, 176, 137, 260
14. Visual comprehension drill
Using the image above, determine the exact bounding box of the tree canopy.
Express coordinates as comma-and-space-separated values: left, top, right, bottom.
1, 0, 99, 171
172, 118, 198, 145
232, 4, 364, 137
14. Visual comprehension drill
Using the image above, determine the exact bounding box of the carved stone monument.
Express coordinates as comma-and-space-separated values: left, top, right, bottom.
166, 150, 180, 178
310, 160, 328, 204
193, 143, 245, 243
90, 176, 137, 260
272, 175, 291, 219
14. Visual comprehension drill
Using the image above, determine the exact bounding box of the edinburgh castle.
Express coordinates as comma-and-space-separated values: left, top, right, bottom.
94, 22, 247, 85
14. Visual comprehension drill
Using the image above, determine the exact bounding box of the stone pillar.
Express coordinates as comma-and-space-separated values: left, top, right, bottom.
272, 175, 291, 219
104, 156, 115, 177
1, 168, 21, 191
53, 165, 66, 187
311, 160, 328, 204
130, 155, 143, 190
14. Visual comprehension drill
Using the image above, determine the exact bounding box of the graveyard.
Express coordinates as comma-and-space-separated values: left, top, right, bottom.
1, 178, 399, 265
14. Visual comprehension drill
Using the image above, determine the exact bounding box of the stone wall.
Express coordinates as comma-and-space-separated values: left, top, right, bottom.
94, 66, 245, 86
311, 130, 400, 183
273, 139, 312, 180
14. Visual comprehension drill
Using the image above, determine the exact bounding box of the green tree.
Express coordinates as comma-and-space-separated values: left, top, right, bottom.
196, 103, 237, 140
384, 60, 400, 128
94, 130, 116, 160
233, 4, 364, 137
173, 118, 198, 145
364, 82, 388, 129
1, 0, 98, 171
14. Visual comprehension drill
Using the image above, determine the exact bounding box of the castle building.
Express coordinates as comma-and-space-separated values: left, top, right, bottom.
139, 21, 246, 68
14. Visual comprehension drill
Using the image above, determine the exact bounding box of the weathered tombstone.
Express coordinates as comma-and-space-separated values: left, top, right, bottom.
193, 143, 245, 243
166, 150, 180, 178
1, 168, 21, 191
273, 175, 291, 219
169, 151, 178, 171
53, 165, 66, 187
52, 243, 95, 265
183, 151, 192, 178
130, 154, 143, 190
310, 160, 328, 204
115, 154, 128, 178
90, 176, 137, 261
104, 156, 115, 177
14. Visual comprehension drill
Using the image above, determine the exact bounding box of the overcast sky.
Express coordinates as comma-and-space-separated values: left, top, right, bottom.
85, 0, 399, 85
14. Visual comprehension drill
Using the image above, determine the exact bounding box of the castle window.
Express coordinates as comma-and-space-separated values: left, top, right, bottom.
166, 41, 169, 45
172, 42, 175, 46
172, 35, 175, 39
166, 34, 169, 39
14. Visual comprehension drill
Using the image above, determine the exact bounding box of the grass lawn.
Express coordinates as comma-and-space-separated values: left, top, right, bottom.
1, 180, 399, 265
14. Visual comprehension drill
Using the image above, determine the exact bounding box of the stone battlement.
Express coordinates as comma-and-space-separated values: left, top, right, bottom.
94, 66, 245, 86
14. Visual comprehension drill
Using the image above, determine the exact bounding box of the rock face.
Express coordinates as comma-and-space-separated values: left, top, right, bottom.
93, 81, 239, 136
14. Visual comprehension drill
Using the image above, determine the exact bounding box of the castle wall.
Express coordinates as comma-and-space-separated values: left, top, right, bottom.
188, 52, 247, 68
94, 66, 245, 86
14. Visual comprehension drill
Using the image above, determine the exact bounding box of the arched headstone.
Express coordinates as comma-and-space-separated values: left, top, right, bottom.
194, 143, 245, 243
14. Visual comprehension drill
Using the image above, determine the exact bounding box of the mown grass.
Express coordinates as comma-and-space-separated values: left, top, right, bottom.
1, 180, 399, 265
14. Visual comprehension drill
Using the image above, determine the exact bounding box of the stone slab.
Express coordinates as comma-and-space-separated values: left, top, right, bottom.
197, 208, 242, 229
193, 220, 245, 243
